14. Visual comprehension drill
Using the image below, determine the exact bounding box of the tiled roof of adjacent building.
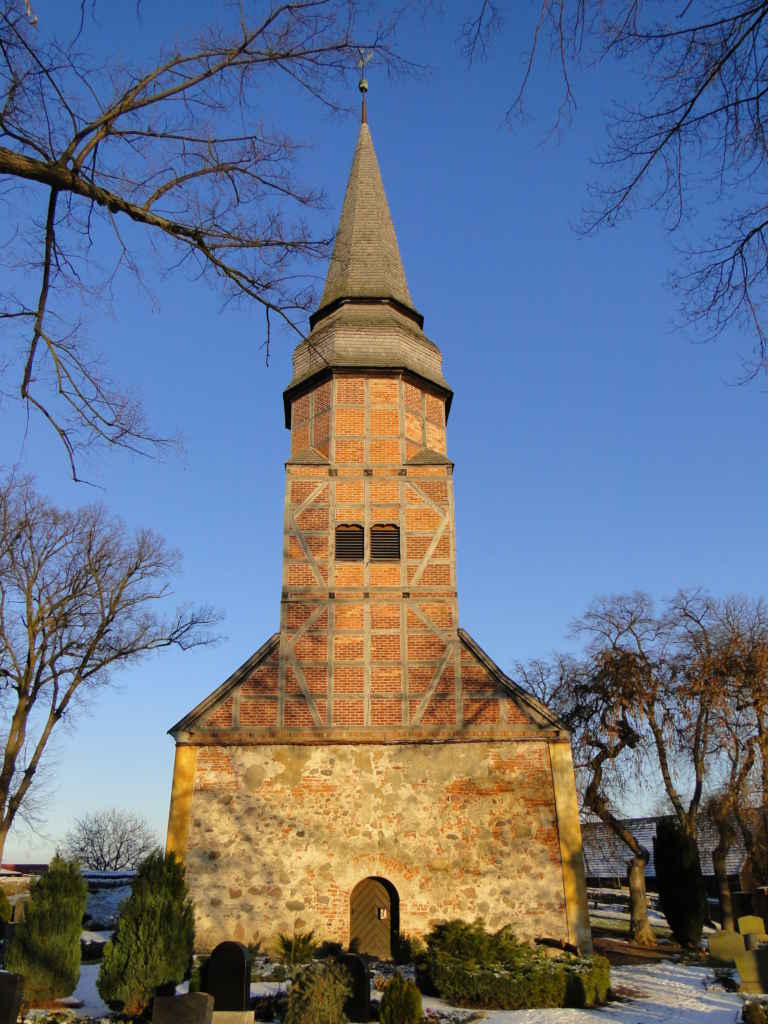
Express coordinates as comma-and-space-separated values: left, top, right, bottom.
581, 815, 748, 880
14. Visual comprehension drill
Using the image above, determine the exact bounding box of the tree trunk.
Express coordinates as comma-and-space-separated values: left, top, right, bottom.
712, 843, 735, 930
628, 848, 656, 946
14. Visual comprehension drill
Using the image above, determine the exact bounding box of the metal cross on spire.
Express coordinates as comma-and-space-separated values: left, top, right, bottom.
358, 49, 373, 124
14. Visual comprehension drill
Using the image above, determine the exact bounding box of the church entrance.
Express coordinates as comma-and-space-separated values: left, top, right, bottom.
349, 877, 399, 959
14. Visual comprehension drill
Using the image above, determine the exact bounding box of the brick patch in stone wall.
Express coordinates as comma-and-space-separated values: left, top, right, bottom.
184, 742, 567, 952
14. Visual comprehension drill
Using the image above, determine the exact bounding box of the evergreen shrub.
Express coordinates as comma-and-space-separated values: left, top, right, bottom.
421, 950, 567, 1010
5, 857, 87, 1008
654, 819, 707, 946
392, 933, 425, 965
0, 888, 12, 924
417, 920, 610, 1011
283, 961, 350, 1024
97, 850, 194, 1015
278, 929, 317, 970
563, 955, 611, 1007
743, 1003, 768, 1024
379, 972, 422, 1024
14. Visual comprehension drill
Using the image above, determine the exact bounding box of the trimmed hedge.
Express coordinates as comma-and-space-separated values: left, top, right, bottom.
563, 955, 611, 1008
419, 950, 566, 1010
416, 920, 610, 1011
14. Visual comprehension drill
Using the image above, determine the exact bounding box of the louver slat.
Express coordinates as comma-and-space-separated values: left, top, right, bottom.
335, 524, 363, 560
371, 525, 400, 561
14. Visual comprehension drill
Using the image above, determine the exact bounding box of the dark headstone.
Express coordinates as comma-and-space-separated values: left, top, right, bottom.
0, 973, 23, 1024
336, 954, 369, 1023
201, 942, 251, 1012
153, 993, 214, 1024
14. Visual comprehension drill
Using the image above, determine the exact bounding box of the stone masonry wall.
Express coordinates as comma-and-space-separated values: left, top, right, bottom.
184, 740, 569, 952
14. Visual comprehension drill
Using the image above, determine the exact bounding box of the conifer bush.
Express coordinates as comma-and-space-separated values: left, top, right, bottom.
97, 850, 194, 1014
379, 972, 422, 1024
278, 928, 317, 970
743, 1002, 768, 1024
654, 818, 707, 947
283, 961, 350, 1024
0, 887, 12, 923
5, 857, 87, 1008
417, 920, 610, 1011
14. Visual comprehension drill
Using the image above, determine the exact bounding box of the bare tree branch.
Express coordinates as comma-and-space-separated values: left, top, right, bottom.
0, 0, 414, 476
0, 473, 219, 859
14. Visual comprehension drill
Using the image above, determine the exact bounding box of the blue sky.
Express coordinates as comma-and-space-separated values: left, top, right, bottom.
2, 1, 766, 860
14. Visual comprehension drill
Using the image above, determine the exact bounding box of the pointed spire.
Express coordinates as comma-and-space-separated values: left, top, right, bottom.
312, 117, 420, 326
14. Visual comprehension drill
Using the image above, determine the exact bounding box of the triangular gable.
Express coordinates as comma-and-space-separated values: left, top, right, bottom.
405, 447, 453, 466
287, 447, 329, 465
168, 633, 279, 736
457, 629, 567, 733
168, 629, 566, 740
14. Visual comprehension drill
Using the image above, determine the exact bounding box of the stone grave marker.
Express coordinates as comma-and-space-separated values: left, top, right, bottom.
745, 933, 768, 950
0, 972, 23, 1024
709, 930, 746, 963
201, 942, 251, 1012
736, 949, 768, 994
153, 992, 214, 1024
336, 953, 370, 1023
738, 915, 766, 936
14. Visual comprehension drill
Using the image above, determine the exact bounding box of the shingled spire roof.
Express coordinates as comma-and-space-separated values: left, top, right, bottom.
284, 114, 452, 425
311, 121, 421, 328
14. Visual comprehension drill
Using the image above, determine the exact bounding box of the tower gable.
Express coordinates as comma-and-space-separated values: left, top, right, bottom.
169, 626, 563, 742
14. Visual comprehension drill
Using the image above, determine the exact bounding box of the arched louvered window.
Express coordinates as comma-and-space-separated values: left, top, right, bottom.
371, 524, 400, 561
335, 524, 364, 561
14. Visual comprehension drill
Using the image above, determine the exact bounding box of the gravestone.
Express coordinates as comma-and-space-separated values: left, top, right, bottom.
709, 930, 746, 964
336, 954, 369, 1023
736, 949, 768, 994
201, 942, 251, 1012
0, 924, 15, 969
745, 933, 768, 950
152, 992, 214, 1024
738, 915, 766, 936
0, 972, 23, 1024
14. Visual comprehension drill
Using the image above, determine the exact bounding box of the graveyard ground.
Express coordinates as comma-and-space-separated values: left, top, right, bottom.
24, 887, 758, 1024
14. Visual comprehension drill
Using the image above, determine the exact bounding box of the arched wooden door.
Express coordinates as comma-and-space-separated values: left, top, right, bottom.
349, 877, 398, 959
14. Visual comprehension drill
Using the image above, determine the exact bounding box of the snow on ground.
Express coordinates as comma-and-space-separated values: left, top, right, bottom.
46, 959, 749, 1023
53, 963, 111, 1018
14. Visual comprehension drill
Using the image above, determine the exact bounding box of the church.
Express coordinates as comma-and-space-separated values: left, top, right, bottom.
165, 94, 591, 958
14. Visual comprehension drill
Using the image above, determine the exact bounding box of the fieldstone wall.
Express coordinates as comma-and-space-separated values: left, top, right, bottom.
184, 740, 569, 952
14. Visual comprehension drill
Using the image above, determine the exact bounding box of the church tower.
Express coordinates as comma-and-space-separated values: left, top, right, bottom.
166, 104, 591, 957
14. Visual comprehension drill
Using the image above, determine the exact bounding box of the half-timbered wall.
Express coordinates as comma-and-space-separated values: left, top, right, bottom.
279, 371, 467, 733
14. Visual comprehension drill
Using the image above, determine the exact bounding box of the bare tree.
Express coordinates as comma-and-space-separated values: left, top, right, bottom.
0, 474, 217, 861
718, 596, 768, 886
461, 1, 768, 380
62, 808, 159, 871
0, 0, 407, 477
520, 609, 660, 946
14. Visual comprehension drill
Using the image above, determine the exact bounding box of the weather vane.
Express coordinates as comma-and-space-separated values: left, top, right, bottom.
357, 49, 373, 124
